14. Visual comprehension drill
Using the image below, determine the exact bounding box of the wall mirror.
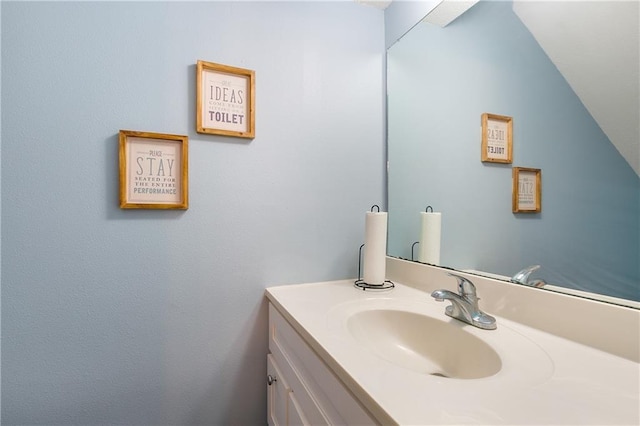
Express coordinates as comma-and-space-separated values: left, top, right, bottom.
386, 0, 639, 307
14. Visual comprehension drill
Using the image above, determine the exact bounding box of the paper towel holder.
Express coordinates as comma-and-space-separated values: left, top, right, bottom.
411, 241, 420, 261
411, 206, 435, 261
354, 243, 395, 291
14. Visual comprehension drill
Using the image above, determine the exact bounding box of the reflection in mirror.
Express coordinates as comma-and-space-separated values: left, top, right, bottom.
387, 0, 639, 307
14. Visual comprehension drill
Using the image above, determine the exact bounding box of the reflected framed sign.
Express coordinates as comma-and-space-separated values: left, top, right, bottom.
512, 167, 541, 213
481, 113, 513, 163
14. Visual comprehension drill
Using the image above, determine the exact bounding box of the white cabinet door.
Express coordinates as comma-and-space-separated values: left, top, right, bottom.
268, 303, 378, 425
267, 354, 289, 426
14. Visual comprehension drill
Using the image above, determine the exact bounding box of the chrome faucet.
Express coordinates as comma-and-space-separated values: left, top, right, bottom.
431, 273, 496, 330
511, 265, 547, 288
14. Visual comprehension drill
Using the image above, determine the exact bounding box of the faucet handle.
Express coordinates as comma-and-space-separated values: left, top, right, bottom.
447, 273, 477, 299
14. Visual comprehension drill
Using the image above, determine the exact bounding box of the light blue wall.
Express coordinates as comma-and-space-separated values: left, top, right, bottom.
388, 1, 640, 301
1, 2, 385, 424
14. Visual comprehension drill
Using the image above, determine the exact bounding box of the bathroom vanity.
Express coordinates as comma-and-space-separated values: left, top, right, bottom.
265, 257, 640, 425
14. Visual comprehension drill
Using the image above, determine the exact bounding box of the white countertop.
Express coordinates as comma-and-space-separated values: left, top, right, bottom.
266, 279, 640, 425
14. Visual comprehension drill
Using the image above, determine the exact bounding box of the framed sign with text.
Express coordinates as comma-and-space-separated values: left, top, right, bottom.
119, 130, 189, 209
196, 60, 255, 139
512, 167, 541, 213
481, 113, 513, 163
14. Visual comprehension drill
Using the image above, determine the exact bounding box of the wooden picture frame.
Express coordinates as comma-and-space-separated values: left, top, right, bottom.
512, 167, 541, 213
481, 113, 513, 163
196, 60, 255, 139
119, 130, 189, 209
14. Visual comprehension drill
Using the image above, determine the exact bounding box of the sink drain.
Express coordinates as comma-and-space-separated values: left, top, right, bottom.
429, 372, 449, 378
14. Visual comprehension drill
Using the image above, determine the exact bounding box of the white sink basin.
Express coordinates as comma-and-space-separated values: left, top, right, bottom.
327, 296, 554, 387
347, 309, 502, 379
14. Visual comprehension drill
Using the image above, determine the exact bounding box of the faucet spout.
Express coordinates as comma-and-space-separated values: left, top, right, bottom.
430, 273, 496, 330
430, 289, 475, 324
431, 289, 457, 302
511, 265, 547, 288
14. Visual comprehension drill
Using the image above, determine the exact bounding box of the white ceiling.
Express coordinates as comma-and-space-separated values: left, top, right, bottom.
513, 1, 640, 176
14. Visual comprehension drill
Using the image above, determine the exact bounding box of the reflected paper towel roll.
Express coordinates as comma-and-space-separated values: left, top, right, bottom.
418, 211, 441, 265
363, 211, 387, 284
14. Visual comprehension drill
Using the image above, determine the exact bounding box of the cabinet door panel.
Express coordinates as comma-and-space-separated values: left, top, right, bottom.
269, 304, 376, 425
288, 392, 309, 426
267, 354, 289, 426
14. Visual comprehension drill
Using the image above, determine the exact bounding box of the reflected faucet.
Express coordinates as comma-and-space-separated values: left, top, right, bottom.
431, 273, 497, 330
511, 265, 547, 288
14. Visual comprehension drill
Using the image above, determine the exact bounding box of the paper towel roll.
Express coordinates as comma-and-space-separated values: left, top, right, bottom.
363, 211, 387, 284
418, 211, 441, 265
